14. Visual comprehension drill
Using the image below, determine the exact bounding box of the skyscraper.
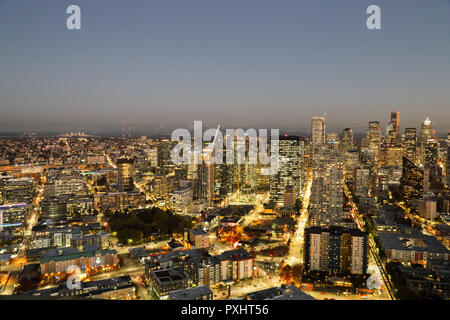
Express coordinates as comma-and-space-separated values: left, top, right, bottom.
117, 158, 135, 192
311, 117, 326, 146
387, 111, 400, 142
340, 128, 353, 153
304, 226, 368, 276
309, 146, 343, 226
447, 131, 450, 178
367, 121, 381, 160
424, 139, 439, 168
270, 136, 303, 203
419, 117, 434, 164
401, 157, 423, 200
404, 128, 417, 164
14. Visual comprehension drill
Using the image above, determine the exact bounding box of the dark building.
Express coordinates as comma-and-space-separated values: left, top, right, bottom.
270, 136, 303, 203
401, 157, 423, 200
149, 268, 190, 299
23, 275, 136, 299
168, 285, 213, 300
404, 128, 417, 163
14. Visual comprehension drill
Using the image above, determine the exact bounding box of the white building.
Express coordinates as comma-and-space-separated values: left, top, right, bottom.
171, 187, 193, 214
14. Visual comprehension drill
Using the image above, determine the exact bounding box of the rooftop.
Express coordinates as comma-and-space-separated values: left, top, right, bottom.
247, 285, 315, 300
378, 232, 450, 254
169, 285, 212, 300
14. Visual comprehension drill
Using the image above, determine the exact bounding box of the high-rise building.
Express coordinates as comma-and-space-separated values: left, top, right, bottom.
304, 226, 368, 275
343, 149, 360, 177
354, 166, 370, 196
117, 158, 134, 192
424, 139, 439, 168
367, 121, 381, 160
419, 118, 434, 164
309, 146, 343, 226
385, 144, 404, 167
1, 177, 34, 204
447, 131, 450, 178
401, 157, 423, 200
270, 136, 303, 203
387, 111, 400, 142
340, 128, 353, 152
418, 195, 437, 221
283, 185, 296, 207
0, 203, 27, 231
404, 128, 417, 164
171, 187, 193, 214
326, 133, 339, 150
311, 117, 326, 146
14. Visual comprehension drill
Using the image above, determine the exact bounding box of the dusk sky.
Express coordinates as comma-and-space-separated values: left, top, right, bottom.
0, 0, 449, 135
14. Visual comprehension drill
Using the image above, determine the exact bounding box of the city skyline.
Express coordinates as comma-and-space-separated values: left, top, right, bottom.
1, 0, 450, 133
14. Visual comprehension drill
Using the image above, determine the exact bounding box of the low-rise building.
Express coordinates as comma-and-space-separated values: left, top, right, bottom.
379, 233, 450, 264
246, 284, 315, 300
168, 285, 213, 300
149, 268, 190, 299
215, 248, 254, 282
24, 275, 135, 299
184, 228, 209, 249
40, 245, 117, 275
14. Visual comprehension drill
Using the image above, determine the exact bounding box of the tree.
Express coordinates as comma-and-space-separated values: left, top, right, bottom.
280, 265, 293, 284
292, 264, 303, 284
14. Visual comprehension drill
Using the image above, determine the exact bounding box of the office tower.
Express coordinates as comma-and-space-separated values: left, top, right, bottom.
340, 128, 353, 152
404, 128, 417, 164
304, 226, 368, 275
195, 150, 214, 207
424, 139, 439, 168
366, 121, 381, 160
354, 166, 370, 196
418, 195, 437, 221
157, 140, 173, 174
309, 146, 343, 226
420, 118, 434, 143
270, 136, 303, 203
0, 203, 27, 231
391, 111, 400, 132
326, 133, 339, 150
1, 177, 34, 204
343, 149, 360, 176
387, 111, 400, 142
171, 187, 193, 214
117, 158, 134, 192
385, 144, 404, 167
419, 118, 434, 164
45, 169, 84, 197
145, 148, 158, 167
215, 164, 234, 196
401, 157, 423, 200
283, 185, 296, 207
447, 131, 450, 178
311, 116, 326, 146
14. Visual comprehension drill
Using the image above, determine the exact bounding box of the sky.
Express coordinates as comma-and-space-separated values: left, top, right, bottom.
0, 0, 449, 135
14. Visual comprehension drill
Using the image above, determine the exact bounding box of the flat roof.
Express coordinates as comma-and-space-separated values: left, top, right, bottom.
169, 285, 212, 300
379, 232, 450, 254
247, 285, 315, 300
